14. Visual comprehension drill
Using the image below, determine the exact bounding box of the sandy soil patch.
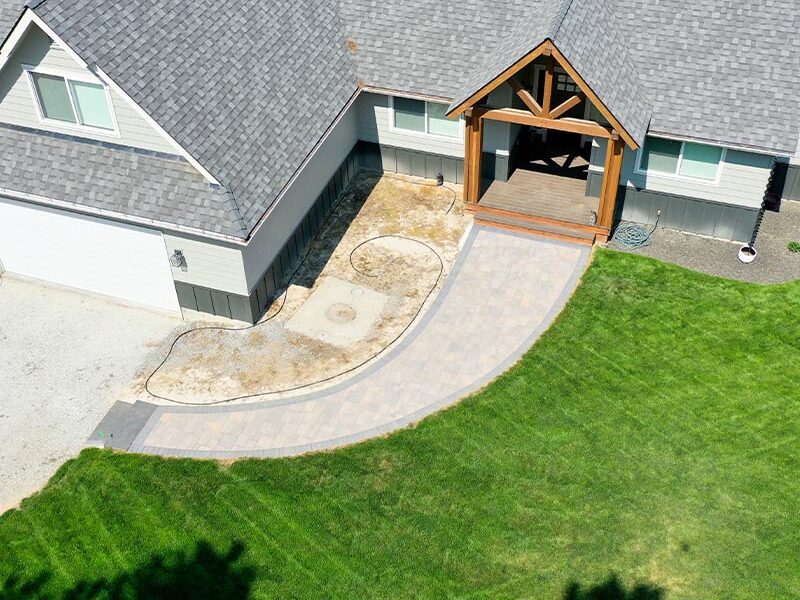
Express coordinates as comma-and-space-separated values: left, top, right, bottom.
137, 173, 470, 405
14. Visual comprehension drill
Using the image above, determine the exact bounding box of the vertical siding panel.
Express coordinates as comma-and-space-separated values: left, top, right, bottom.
411, 152, 426, 177
194, 288, 214, 314
396, 148, 411, 175
425, 154, 442, 179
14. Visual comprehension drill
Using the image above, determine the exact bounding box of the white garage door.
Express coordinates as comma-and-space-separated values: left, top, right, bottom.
0, 196, 180, 313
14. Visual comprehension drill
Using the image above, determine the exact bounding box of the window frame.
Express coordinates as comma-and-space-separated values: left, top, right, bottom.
23, 64, 120, 136
635, 135, 726, 184
388, 96, 464, 142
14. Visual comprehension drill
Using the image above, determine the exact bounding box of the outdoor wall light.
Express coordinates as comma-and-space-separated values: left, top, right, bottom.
169, 249, 186, 268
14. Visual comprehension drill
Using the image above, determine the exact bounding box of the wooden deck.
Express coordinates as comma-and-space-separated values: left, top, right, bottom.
479, 169, 599, 225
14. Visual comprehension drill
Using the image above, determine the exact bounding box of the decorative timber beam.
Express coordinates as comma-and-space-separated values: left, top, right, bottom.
548, 44, 638, 149
448, 38, 640, 150
542, 53, 554, 116
463, 108, 486, 205
507, 77, 542, 116
447, 40, 553, 116
478, 106, 612, 138
548, 93, 584, 120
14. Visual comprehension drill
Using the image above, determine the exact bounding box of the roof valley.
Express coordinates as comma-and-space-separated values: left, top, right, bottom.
548, 0, 577, 39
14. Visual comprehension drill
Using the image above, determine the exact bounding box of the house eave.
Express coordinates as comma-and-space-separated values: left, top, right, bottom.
0, 187, 249, 246
646, 129, 795, 159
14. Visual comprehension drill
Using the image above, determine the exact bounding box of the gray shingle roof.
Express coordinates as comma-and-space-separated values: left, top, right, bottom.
443, 0, 652, 147
0, 0, 796, 240
0, 124, 247, 237
32, 0, 360, 234
0, 0, 23, 41
338, 0, 561, 100
613, 0, 800, 155
554, 0, 652, 146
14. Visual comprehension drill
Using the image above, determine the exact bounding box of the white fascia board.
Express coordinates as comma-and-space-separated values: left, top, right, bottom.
0, 187, 248, 246
0, 9, 221, 186
0, 9, 35, 72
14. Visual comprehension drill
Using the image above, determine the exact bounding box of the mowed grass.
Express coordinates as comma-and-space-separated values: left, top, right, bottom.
1, 250, 799, 599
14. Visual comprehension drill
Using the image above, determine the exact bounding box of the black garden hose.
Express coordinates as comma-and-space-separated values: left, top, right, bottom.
144, 174, 455, 405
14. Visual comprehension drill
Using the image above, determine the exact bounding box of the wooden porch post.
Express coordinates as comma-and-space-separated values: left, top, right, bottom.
542, 52, 554, 117
463, 108, 484, 206
597, 134, 625, 233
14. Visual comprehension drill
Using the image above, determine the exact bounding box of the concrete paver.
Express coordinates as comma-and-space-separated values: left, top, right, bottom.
128, 227, 590, 458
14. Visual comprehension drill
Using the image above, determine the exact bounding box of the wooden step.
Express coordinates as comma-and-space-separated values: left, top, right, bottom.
474, 203, 607, 236
475, 211, 595, 246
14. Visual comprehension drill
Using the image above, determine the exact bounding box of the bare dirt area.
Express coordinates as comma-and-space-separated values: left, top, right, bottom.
137, 173, 470, 405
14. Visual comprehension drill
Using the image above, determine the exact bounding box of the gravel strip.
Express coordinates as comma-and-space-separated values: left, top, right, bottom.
611, 200, 800, 284
0, 277, 180, 512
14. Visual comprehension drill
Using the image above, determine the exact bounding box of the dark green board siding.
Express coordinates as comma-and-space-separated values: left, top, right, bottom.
781, 165, 800, 202
357, 141, 465, 184
173, 282, 255, 323
356, 140, 512, 183
174, 147, 360, 324
586, 172, 758, 242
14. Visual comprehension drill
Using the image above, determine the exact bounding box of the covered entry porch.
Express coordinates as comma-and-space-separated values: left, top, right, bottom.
479, 169, 600, 242
479, 128, 598, 241
448, 39, 639, 244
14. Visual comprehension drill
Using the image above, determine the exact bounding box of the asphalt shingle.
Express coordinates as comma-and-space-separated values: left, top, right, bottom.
32, 0, 360, 234
0, 0, 795, 239
0, 124, 247, 237
613, 0, 800, 155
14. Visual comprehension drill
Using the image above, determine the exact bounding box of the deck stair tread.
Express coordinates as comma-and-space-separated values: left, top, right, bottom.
475, 211, 595, 245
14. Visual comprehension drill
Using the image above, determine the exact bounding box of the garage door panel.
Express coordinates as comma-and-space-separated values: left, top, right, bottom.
0, 197, 180, 313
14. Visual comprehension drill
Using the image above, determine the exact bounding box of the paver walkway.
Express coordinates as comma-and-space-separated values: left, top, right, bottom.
126, 227, 590, 458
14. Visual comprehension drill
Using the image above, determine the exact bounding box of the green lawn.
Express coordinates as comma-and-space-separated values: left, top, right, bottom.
2, 250, 799, 599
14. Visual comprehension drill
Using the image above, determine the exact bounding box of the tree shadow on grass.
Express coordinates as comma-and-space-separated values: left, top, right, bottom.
1, 541, 256, 600
564, 574, 665, 600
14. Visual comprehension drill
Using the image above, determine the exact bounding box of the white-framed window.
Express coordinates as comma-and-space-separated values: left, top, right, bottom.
636, 136, 725, 182
389, 96, 462, 140
24, 65, 118, 134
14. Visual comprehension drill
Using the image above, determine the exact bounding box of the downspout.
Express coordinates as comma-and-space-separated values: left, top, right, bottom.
741, 158, 784, 262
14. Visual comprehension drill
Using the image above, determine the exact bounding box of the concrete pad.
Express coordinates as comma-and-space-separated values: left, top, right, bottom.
88, 401, 159, 450
285, 277, 388, 347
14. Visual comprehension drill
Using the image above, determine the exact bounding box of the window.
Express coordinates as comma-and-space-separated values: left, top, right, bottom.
638, 136, 724, 181
392, 97, 461, 139
556, 73, 578, 93
27, 69, 115, 132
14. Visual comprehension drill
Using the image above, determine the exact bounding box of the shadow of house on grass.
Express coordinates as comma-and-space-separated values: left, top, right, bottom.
564, 574, 665, 600
0, 541, 256, 600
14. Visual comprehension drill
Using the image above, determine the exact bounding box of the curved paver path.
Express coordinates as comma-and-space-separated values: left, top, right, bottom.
128, 227, 590, 458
